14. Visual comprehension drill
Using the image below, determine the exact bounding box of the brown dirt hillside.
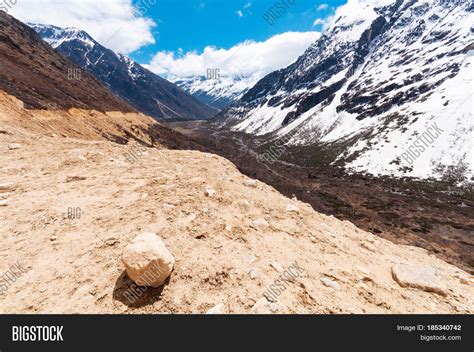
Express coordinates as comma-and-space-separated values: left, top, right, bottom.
0, 92, 472, 314
0, 11, 134, 112
0, 90, 202, 151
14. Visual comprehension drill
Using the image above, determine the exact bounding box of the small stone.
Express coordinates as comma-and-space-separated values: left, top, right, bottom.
122, 232, 175, 288
0, 200, 9, 207
237, 199, 251, 209
105, 238, 120, 246
72, 286, 95, 303
251, 298, 285, 314
243, 179, 258, 188
356, 266, 370, 275
249, 269, 258, 280
194, 233, 207, 239
246, 254, 257, 264
251, 298, 272, 314
286, 204, 300, 213
270, 262, 284, 273
320, 277, 340, 290
204, 187, 216, 197
66, 176, 87, 183
454, 273, 471, 285
0, 183, 17, 192
391, 264, 447, 296
0, 192, 13, 199
355, 282, 369, 290
206, 303, 225, 314
50, 235, 57, 242
253, 218, 269, 227
454, 305, 468, 313
310, 236, 317, 243
8, 143, 21, 150
361, 242, 376, 252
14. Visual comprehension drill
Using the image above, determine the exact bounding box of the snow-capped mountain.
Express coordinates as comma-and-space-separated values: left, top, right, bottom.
165, 32, 322, 110
0, 14, 134, 113
30, 24, 217, 121
219, 0, 474, 181
170, 72, 268, 110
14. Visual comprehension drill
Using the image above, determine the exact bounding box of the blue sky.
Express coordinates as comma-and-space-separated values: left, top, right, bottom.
130, 0, 345, 63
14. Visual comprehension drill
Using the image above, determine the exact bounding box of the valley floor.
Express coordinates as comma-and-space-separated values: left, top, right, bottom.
0, 122, 473, 314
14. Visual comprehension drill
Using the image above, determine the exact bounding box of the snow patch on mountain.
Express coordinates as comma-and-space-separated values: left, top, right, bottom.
223, 0, 474, 181
170, 73, 264, 110
29, 23, 96, 49
119, 54, 144, 81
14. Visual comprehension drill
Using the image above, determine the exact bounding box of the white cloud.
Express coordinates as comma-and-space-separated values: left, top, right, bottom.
9, 0, 156, 54
146, 31, 320, 79
317, 3, 329, 11
312, 18, 327, 27
236, 1, 252, 18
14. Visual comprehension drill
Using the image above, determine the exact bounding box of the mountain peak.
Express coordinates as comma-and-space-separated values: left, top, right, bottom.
218, 0, 473, 181
28, 23, 97, 49
0, 12, 133, 112
30, 23, 218, 121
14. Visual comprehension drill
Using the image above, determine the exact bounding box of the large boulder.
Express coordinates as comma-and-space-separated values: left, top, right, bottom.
122, 233, 175, 288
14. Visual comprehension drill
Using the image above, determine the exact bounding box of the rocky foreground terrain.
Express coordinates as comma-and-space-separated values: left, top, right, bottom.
0, 90, 473, 314
0, 9, 472, 315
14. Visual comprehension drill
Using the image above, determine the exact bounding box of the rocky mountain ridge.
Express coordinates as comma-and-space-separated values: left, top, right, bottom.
218, 0, 473, 181
30, 23, 218, 121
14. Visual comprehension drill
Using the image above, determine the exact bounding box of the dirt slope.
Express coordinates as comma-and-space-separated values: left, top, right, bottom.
168, 120, 474, 274
0, 11, 134, 112
0, 90, 203, 151
0, 94, 472, 314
